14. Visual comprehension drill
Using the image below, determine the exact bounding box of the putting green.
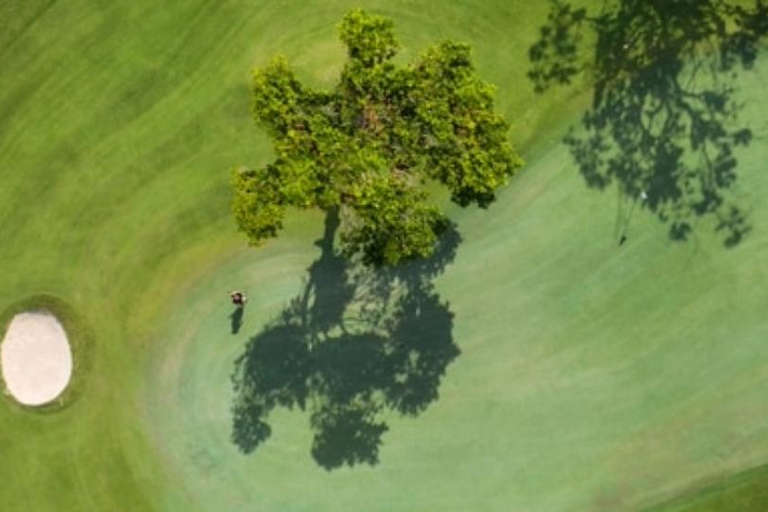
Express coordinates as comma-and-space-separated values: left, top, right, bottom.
2, 0, 768, 510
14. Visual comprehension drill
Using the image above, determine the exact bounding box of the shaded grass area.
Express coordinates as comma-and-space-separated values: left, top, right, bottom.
231, 211, 461, 470
528, 0, 768, 247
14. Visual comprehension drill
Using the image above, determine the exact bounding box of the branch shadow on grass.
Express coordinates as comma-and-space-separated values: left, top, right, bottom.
528, 0, 768, 246
231, 209, 461, 470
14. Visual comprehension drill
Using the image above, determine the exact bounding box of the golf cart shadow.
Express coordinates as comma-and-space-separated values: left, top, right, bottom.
230, 210, 461, 470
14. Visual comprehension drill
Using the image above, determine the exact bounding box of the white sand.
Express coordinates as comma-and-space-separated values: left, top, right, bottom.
1, 312, 73, 406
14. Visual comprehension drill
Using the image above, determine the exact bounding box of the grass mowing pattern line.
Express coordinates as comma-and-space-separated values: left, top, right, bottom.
0, 0, 56, 57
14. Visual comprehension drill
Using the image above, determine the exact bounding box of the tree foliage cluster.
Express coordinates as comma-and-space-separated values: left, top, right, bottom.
529, 0, 768, 246
234, 9, 521, 266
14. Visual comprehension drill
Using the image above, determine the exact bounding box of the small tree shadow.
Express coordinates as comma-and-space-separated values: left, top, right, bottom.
528, 0, 768, 246
230, 307, 244, 335
231, 209, 462, 469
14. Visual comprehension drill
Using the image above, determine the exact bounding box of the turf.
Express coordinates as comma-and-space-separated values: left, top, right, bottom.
644, 461, 768, 511
1, 0, 768, 511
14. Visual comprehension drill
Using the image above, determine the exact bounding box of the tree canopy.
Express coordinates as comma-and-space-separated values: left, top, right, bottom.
233, 9, 522, 266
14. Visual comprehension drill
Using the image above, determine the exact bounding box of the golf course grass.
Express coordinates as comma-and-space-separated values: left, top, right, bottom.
2, 1, 768, 510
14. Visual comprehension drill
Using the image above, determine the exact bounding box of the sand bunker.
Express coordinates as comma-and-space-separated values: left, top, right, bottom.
1, 312, 73, 406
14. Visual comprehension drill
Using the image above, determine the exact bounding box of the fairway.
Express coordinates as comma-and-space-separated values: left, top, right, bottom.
2, 1, 768, 511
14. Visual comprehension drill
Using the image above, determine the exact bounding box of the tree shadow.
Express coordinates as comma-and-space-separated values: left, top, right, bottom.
231, 208, 461, 470
529, 0, 768, 246
230, 307, 244, 335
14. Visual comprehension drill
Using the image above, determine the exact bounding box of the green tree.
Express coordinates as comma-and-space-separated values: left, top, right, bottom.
233, 9, 522, 266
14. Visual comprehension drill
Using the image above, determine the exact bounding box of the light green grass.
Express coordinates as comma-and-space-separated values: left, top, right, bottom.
2, 1, 768, 510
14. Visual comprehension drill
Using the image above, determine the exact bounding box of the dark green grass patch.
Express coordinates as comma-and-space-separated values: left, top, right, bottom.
646, 462, 768, 512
